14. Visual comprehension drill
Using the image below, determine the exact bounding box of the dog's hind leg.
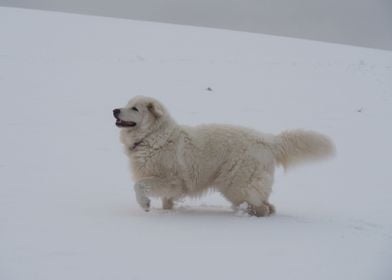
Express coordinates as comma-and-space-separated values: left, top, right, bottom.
221, 187, 246, 210
221, 171, 275, 217
162, 197, 174, 210
244, 173, 275, 217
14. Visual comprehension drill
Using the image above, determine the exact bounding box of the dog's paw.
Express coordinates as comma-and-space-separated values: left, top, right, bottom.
247, 202, 275, 217
138, 195, 151, 211
144, 197, 151, 211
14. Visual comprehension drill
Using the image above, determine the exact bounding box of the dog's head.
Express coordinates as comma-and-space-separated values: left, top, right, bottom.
113, 96, 166, 132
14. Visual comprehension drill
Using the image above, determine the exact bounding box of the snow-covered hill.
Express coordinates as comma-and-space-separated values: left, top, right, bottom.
3, 0, 392, 50
0, 7, 391, 280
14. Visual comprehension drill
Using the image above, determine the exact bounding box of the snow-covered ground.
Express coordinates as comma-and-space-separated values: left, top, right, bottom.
1, 7, 392, 280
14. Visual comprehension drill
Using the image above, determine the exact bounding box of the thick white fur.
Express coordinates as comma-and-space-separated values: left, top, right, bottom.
115, 96, 335, 216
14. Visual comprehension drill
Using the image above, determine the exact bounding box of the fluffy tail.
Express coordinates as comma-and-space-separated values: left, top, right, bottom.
271, 129, 335, 170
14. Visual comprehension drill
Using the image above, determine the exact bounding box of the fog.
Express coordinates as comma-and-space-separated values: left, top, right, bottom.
1, 0, 391, 50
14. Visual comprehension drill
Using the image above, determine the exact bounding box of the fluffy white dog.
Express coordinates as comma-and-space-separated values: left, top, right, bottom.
113, 96, 335, 216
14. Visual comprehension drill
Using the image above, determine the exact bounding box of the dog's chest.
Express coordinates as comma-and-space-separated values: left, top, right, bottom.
130, 146, 180, 179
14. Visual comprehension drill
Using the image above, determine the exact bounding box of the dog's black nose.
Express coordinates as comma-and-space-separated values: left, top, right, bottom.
113, 109, 120, 118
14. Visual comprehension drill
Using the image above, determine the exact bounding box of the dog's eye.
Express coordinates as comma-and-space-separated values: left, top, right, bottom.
131, 107, 139, 112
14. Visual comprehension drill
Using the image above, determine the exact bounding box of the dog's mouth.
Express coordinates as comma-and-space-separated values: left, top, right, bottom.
115, 119, 137, 128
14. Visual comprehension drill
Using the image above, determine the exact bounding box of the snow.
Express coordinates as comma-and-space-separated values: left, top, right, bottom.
1, 7, 391, 280
3, 0, 392, 50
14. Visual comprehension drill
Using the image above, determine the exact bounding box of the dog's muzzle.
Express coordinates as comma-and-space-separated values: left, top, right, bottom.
113, 109, 137, 128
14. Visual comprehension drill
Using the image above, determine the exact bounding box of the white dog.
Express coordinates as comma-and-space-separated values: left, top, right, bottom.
113, 96, 335, 216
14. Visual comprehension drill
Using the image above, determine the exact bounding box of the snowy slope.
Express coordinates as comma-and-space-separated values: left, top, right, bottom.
1, 7, 392, 280
3, 0, 392, 50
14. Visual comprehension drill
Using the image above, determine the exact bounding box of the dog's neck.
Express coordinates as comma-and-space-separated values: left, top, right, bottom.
127, 121, 177, 153
129, 139, 143, 151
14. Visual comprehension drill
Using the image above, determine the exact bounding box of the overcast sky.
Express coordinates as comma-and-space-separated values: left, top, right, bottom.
1, 0, 391, 50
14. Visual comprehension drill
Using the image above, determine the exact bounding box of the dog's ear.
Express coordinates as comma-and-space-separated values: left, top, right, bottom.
147, 101, 164, 118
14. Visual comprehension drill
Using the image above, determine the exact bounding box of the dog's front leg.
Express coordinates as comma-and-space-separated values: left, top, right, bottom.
135, 178, 173, 211
134, 180, 152, 211
134, 177, 184, 211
